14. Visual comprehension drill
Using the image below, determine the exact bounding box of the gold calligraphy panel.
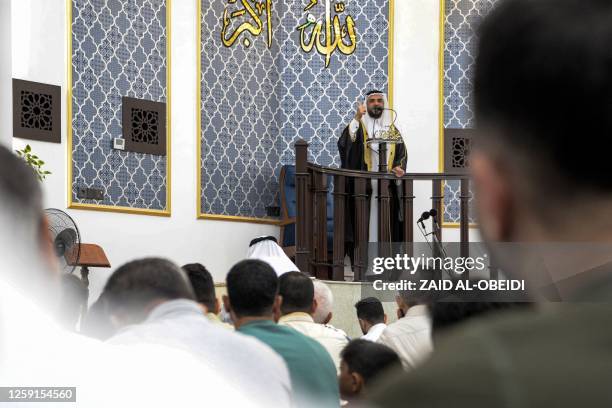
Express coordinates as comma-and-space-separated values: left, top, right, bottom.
297, 0, 357, 67
221, 0, 273, 48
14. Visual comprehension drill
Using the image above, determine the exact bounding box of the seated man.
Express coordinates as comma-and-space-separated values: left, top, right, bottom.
182, 263, 232, 329
354, 297, 387, 342
339, 340, 401, 404
104, 258, 291, 407
278, 272, 349, 373
224, 260, 339, 408
377, 291, 432, 370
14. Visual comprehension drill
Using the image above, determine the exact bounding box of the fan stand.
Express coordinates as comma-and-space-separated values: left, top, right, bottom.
80, 266, 90, 322
67, 244, 111, 325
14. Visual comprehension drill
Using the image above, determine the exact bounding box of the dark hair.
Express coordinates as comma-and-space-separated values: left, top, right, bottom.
430, 299, 531, 339
0, 145, 43, 216
103, 258, 195, 321
182, 263, 216, 312
474, 0, 612, 195
226, 259, 278, 318
341, 340, 401, 384
278, 271, 314, 315
354, 297, 385, 325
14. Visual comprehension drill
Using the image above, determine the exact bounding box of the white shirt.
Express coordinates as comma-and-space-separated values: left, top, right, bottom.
109, 299, 292, 407
362, 322, 387, 342
0, 282, 251, 408
377, 305, 433, 370
279, 312, 350, 374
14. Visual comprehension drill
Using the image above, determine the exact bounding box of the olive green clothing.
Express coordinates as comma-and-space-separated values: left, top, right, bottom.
370, 283, 612, 407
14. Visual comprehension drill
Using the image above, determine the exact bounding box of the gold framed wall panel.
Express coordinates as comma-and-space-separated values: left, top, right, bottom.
438, 0, 477, 229
196, 0, 395, 224
66, 0, 172, 217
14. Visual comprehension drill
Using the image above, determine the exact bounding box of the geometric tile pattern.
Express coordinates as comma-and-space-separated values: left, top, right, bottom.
442, 0, 497, 223
200, 0, 391, 218
71, 0, 168, 211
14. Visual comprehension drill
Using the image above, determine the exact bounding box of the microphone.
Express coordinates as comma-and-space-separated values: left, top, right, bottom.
383, 107, 399, 128
417, 211, 430, 224
417, 211, 430, 230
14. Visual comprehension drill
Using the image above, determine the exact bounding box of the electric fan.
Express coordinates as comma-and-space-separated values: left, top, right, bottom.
45, 208, 81, 274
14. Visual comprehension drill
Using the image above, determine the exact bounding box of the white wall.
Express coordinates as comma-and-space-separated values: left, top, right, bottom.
0, 0, 11, 147
11, 0, 277, 305
10, 0, 477, 303
393, 0, 480, 243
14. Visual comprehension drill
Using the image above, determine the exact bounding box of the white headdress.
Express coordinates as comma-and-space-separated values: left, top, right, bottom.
246, 236, 299, 277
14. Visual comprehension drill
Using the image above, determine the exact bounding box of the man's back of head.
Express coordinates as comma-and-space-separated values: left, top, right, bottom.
103, 258, 195, 327
313, 280, 334, 324
225, 259, 279, 320
355, 297, 385, 326
182, 263, 217, 314
473, 0, 612, 242
340, 339, 401, 400
0, 145, 54, 299
278, 271, 314, 316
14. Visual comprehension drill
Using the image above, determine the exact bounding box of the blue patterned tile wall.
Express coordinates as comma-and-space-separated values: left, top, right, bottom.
200, 0, 391, 218
71, 0, 168, 211
442, 0, 497, 224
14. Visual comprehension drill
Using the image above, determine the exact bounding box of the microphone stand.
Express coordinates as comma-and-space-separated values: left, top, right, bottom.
416, 215, 455, 280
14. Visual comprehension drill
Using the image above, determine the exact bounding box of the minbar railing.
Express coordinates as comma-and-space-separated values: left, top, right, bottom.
294, 139, 472, 282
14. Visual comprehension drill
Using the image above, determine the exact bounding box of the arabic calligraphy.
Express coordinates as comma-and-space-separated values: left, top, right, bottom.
297, 0, 357, 67
221, 0, 273, 48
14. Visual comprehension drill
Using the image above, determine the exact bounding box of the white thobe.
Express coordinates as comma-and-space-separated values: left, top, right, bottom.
349, 118, 390, 242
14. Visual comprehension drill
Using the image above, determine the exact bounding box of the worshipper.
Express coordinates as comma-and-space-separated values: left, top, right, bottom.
312, 279, 334, 324
57, 273, 88, 331
182, 262, 233, 329
377, 291, 432, 370
0, 146, 236, 408
104, 258, 292, 407
370, 0, 612, 406
354, 297, 387, 342
338, 91, 407, 254
247, 235, 299, 276
0, 146, 57, 304
223, 260, 340, 408
338, 340, 401, 404
278, 272, 349, 373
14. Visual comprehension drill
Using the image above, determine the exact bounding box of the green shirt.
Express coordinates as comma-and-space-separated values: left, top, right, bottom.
238, 319, 339, 407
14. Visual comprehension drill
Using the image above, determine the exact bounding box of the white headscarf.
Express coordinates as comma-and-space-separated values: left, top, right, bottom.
246, 236, 299, 276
